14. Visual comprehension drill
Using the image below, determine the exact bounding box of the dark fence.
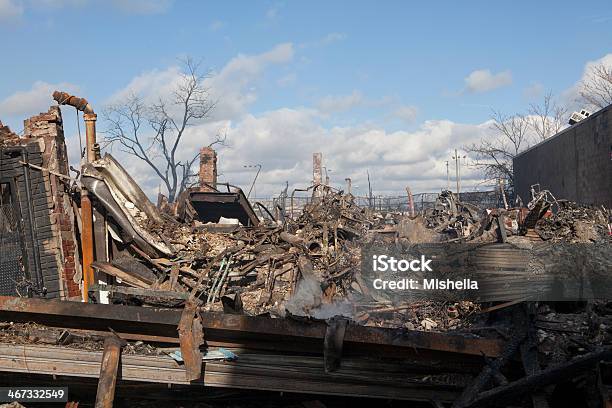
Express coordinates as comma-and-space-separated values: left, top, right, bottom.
251, 189, 505, 219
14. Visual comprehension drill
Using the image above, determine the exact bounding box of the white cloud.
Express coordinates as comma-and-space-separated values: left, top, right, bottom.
100, 45, 493, 199
317, 91, 364, 113
391, 105, 418, 124
203, 109, 491, 198
0, 80, 80, 118
110, 0, 172, 14
104, 97, 490, 199
107, 43, 295, 121
561, 53, 612, 110
0, 0, 23, 21
208, 20, 225, 31
207, 43, 294, 119
106, 66, 181, 104
464, 69, 512, 93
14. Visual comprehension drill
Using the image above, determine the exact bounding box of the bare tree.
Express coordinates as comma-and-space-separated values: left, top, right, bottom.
579, 62, 612, 110
465, 111, 530, 187
103, 58, 226, 202
528, 91, 568, 141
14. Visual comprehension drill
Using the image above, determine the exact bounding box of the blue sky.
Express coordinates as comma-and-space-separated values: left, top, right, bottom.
1, 0, 611, 197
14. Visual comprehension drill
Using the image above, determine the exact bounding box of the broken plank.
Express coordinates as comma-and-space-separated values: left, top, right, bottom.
92, 262, 154, 288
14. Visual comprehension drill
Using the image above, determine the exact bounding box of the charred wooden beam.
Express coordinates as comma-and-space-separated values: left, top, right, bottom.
95, 336, 126, 408
324, 316, 347, 373
466, 349, 612, 407
453, 306, 527, 408
0, 344, 464, 402
177, 300, 204, 381
520, 302, 549, 408
0, 296, 504, 358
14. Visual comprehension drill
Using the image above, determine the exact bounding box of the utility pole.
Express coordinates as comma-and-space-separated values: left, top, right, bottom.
454, 149, 460, 194
452, 149, 466, 195
445, 161, 450, 191
367, 170, 373, 208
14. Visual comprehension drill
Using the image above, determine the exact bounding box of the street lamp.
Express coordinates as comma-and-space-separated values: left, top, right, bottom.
243, 164, 262, 199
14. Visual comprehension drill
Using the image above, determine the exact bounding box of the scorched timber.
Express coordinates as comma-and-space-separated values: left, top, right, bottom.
0, 343, 463, 402
0, 296, 503, 358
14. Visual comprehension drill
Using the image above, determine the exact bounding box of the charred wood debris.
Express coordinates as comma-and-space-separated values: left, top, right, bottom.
102, 175, 612, 403
79, 167, 610, 336
1, 146, 612, 406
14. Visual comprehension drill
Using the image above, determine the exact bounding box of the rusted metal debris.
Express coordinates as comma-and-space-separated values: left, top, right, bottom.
422, 190, 481, 239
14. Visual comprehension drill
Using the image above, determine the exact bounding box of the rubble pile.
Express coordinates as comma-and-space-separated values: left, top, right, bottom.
0, 122, 19, 146
421, 190, 482, 239
105, 188, 487, 331
536, 302, 612, 365
83, 161, 610, 335
535, 200, 610, 243
108, 189, 372, 320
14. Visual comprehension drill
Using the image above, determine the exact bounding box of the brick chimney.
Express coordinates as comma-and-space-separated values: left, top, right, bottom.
199, 146, 217, 191
313, 152, 322, 185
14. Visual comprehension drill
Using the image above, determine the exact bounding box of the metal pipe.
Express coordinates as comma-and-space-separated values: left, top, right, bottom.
83, 113, 98, 163
81, 190, 95, 301
53, 91, 98, 302
53, 91, 98, 162
52, 91, 94, 114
